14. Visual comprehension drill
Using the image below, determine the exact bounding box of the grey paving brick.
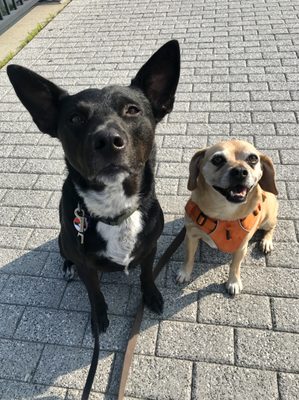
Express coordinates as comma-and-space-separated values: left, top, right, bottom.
26, 228, 60, 252
60, 281, 130, 317
0, 158, 26, 172
0, 304, 24, 338
286, 182, 299, 200
209, 112, 251, 123
276, 165, 299, 181
169, 111, 208, 123
33, 345, 114, 392
128, 285, 198, 322
0, 248, 48, 275
251, 91, 291, 101
280, 150, 299, 164
157, 162, 188, 178
2, 133, 42, 145
256, 136, 299, 149
1, 189, 52, 208
267, 242, 299, 268
156, 148, 182, 162
231, 101, 272, 111
208, 135, 254, 145
13, 208, 60, 229
21, 159, 66, 174
156, 178, 179, 195
193, 363, 278, 400
15, 307, 88, 346
157, 320, 234, 364
252, 112, 296, 123
279, 200, 299, 219
212, 92, 250, 101
198, 293, 272, 329
0, 226, 33, 249
272, 298, 299, 333
135, 318, 159, 355
276, 123, 299, 135
0, 274, 9, 292
0, 275, 66, 307
84, 315, 132, 351
279, 373, 299, 400
1, 382, 67, 400
0, 206, 20, 226
34, 174, 65, 190
0, 338, 43, 381
125, 354, 192, 400
66, 390, 113, 400
186, 123, 230, 136
242, 266, 299, 297
10, 145, 54, 159
0, 173, 38, 189
236, 328, 299, 372
273, 219, 297, 242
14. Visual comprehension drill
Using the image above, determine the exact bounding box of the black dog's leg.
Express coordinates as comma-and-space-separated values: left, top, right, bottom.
76, 265, 109, 333
62, 259, 77, 281
140, 246, 164, 314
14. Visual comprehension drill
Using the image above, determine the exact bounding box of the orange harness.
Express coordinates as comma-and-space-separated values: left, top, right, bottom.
185, 195, 265, 253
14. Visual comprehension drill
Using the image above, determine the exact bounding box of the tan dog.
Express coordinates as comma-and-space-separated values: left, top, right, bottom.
177, 140, 278, 295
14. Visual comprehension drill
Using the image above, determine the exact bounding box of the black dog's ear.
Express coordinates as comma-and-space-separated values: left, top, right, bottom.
7, 65, 68, 137
130, 40, 180, 122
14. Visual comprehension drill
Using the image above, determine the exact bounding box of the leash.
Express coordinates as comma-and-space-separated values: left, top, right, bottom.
80, 227, 186, 400
117, 226, 186, 400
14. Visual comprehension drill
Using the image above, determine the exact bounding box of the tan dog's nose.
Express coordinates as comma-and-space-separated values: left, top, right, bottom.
230, 167, 248, 180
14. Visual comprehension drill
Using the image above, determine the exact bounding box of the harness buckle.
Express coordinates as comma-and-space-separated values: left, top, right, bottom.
197, 212, 207, 226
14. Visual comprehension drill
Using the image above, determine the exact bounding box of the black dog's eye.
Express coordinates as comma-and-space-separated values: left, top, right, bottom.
124, 105, 142, 117
211, 155, 226, 166
70, 113, 86, 125
246, 154, 259, 166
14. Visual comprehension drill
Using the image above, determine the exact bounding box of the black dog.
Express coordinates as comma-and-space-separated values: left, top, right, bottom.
7, 40, 180, 333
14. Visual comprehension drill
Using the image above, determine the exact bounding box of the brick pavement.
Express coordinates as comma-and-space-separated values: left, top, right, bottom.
0, 0, 298, 399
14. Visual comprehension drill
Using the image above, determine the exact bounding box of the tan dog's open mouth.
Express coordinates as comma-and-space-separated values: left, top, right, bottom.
213, 184, 251, 203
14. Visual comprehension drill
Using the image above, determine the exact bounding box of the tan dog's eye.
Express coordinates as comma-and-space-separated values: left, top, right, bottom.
246, 154, 259, 166
211, 155, 226, 166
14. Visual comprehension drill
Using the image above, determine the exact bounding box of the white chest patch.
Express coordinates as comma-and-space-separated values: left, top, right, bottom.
76, 173, 139, 219
96, 210, 143, 271
75, 173, 143, 272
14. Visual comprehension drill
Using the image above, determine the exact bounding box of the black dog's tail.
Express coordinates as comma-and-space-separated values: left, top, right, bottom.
81, 297, 100, 400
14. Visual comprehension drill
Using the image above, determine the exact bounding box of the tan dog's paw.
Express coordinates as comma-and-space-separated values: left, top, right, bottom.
176, 268, 191, 284
260, 237, 273, 254
226, 278, 243, 295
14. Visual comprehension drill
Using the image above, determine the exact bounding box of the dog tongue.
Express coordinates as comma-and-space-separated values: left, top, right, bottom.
231, 185, 247, 197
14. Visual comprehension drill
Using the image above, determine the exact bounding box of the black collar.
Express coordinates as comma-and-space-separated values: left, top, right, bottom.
76, 202, 138, 227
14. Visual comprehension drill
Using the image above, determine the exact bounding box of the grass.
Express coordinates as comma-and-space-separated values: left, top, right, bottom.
0, 0, 71, 69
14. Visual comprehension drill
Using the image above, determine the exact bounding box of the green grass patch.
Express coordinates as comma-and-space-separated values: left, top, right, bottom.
0, 0, 71, 69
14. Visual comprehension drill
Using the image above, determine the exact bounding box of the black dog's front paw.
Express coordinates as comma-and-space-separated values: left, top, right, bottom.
62, 260, 77, 281
142, 284, 164, 314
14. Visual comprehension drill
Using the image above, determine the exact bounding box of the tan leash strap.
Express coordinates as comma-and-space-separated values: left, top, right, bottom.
117, 227, 186, 400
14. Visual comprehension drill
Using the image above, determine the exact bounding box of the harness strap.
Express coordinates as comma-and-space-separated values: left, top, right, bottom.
117, 227, 186, 400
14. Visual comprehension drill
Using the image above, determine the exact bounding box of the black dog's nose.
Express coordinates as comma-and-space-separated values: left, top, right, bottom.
230, 167, 248, 180
94, 130, 125, 152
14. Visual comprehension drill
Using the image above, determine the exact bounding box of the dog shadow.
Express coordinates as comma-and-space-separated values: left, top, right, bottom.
0, 217, 266, 399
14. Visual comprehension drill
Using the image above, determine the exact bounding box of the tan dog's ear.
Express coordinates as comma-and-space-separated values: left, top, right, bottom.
259, 154, 278, 195
187, 149, 206, 191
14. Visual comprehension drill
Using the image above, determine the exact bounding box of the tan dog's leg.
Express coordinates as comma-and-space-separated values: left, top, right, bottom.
226, 244, 247, 295
177, 231, 199, 283
260, 196, 278, 253
260, 218, 277, 254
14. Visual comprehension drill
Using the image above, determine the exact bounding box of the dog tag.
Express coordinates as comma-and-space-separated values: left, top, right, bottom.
74, 206, 88, 245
